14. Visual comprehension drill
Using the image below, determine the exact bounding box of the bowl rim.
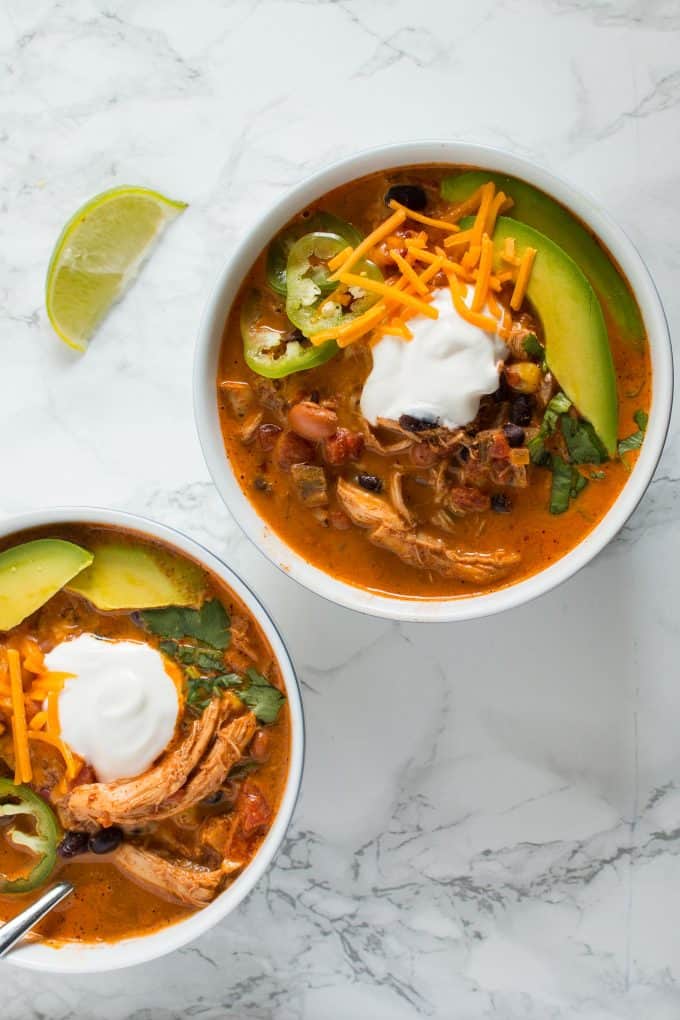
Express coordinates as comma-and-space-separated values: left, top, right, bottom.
194, 140, 673, 623
0, 506, 305, 974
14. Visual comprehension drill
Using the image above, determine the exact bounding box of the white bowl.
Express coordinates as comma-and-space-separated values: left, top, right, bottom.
194, 141, 673, 623
0, 507, 304, 973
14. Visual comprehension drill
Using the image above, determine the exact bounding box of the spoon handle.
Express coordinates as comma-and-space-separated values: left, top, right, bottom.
0, 881, 73, 958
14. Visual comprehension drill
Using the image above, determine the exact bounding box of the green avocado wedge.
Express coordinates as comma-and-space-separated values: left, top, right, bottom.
442, 171, 643, 345
67, 539, 207, 611
0, 539, 93, 631
462, 215, 618, 456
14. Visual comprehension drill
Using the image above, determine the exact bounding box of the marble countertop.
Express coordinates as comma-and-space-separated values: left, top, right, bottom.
1, 1, 679, 1017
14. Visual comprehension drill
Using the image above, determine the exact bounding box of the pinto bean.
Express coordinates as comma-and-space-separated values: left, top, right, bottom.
288, 401, 339, 442
249, 729, 271, 763
275, 430, 315, 470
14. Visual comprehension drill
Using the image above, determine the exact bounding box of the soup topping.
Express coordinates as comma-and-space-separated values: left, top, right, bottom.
0, 529, 290, 944
218, 167, 651, 598
45, 635, 180, 783
360, 285, 507, 429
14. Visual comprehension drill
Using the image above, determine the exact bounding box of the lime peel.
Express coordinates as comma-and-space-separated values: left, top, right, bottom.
45, 185, 187, 352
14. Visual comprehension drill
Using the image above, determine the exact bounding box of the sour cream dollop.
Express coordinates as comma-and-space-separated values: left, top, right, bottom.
360, 286, 507, 429
45, 635, 179, 783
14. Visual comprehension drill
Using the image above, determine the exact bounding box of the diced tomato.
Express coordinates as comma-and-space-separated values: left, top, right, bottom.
237, 780, 272, 837
256, 423, 282, 452
447, 486, 491, 515
275, 430, 315, 470
323, 428, 364, 466
489, 432, 511, 460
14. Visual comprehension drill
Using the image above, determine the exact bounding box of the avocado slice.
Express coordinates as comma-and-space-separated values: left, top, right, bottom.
463, 215, 618, 455
0, 539, 93, 631
67, 539, 207, 611
442, 171, 643, 345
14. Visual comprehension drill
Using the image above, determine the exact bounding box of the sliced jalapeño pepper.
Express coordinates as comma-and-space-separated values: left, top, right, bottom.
266, 212, 362, 296
285, 231, 383, 340
0, 780, 59, 894
241, 289, 338, 379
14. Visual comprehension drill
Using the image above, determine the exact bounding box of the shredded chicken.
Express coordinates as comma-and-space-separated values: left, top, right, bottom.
335, 477, 404, 530
388, 470, 413, 523
144, 712, 257, 823
60, 698, 228, 830
113, 844, 226, 908
337, 478, 520, 582
220, 380, 253, 418
239, 410, 264, 445
200, 814, 244, 875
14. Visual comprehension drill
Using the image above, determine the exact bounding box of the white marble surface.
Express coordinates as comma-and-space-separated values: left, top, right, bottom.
1, 0, 680, 1016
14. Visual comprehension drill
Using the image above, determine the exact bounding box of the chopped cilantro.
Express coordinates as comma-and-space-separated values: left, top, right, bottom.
549, 456, 588, 514
186, 672, 241, 713
159, 640, 225, 672
561, 417, 608, 464
522, 334, 543, 361
140, 600, 231, 650
618, 409, 648, 457
590, 470, 606, 480
239, 668, 286, 724
528, 392, 572, 464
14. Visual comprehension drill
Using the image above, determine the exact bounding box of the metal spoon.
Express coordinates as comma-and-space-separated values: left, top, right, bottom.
0, 881, 73, 958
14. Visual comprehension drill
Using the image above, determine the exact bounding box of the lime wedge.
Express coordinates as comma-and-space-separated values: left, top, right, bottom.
46, 186, 187, 351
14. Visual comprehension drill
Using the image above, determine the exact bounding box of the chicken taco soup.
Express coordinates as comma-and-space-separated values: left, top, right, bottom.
217, 166, 651, 600
0, 524, 291, 946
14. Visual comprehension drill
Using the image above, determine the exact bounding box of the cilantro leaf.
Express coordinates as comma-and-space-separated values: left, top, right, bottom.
549, 456, 588, 514
159, 640, 225, 671
561, 417, 608, 464
528, 392, 572, 465
186, 672, 242, 713
549, 456, 573, 514
240, 668, 286, 724
618, 409, 648, 457
590, 470, 606, 480
522, 334, 544, 361
140, 600, 231, 650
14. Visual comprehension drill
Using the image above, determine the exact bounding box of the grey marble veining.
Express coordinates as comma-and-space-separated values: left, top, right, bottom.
1, 0, 679, 1017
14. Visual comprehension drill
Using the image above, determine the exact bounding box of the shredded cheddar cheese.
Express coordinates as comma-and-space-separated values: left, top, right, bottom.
389, 250, 430, 295
328, 208, 406, 281
8, 649, 31, 784
388, 200, 460, 232
470, 182, 495, 248
447, 272, 498, 333
471, 235, 494, 312
27, 731, 78, 778
335, 272, 438, 319
302, 175, 538, 351
510, 246, 537, 310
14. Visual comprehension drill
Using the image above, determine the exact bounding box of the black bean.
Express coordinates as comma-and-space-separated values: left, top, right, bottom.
202, 790, 223, 805
503, 423, 525, 447
491, 493, 512, 513
254, 476, 271, 492
88, 826, 123, 855
384, 184, 427, 211
399, 414, 439, 432
357, 473, 383, 493
510, 394, 534, 427
58, 831, 89, 859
